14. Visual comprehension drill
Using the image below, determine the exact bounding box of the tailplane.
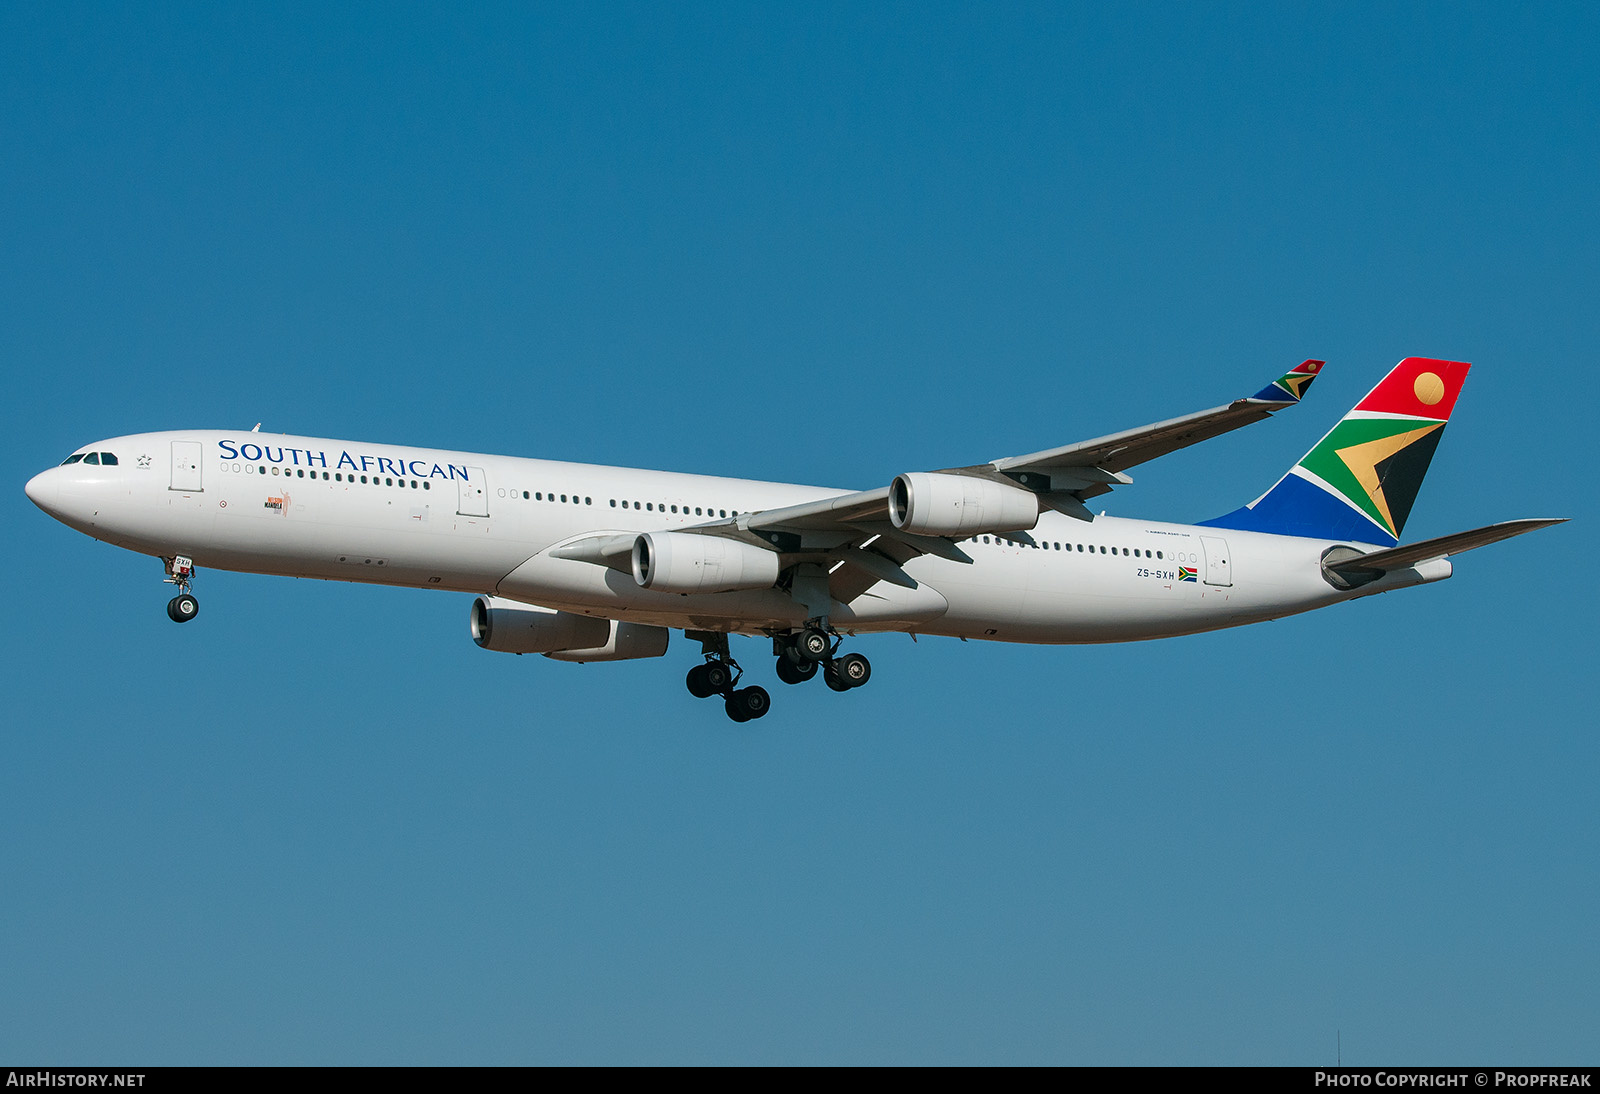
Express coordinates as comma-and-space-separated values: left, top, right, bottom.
1202, 358, 1471, 546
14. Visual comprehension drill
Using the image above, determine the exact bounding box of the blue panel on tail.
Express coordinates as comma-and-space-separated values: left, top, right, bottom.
1200, 472, 1398, 546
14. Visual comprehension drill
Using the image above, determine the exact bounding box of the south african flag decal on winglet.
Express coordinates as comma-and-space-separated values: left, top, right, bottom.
1250, 359, 1324, 403
1178, 566, 1198, 582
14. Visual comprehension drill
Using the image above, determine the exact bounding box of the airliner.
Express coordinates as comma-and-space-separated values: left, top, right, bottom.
24, 356, 1562, 721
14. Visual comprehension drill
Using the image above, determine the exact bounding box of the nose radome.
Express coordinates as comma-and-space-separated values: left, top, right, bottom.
25, 469, 57, 512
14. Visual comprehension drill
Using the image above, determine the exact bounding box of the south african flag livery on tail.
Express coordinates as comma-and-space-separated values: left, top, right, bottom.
1202, 358, 1470, 547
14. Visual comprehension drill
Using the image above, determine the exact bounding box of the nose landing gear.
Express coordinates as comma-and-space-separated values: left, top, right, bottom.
163, 556, 199, 623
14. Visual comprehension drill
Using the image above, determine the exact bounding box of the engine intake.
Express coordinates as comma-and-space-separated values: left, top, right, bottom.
888, 472, 1040, 537
631, 531, 781, 594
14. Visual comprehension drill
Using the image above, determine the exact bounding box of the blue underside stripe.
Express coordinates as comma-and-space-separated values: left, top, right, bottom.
1199, 472, 1398, 545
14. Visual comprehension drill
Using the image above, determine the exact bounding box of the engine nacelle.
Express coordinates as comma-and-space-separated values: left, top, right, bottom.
631, 531, 781, 594
888, 472, 1040, 537
545, 621, 670, 662
471, 596, 612, 654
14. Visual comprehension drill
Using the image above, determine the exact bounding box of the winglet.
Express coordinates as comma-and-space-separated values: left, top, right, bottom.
1249, 359, 1324, 404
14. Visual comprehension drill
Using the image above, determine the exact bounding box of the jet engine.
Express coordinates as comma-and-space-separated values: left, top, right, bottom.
888, 472, 1040, 537
631, 531, 781, 594
472, 597, 669, 661
471, 596, 612, 654
545, 621, 670, 662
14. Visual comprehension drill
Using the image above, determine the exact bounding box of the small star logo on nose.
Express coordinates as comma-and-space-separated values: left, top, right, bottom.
137, 454, 152, 468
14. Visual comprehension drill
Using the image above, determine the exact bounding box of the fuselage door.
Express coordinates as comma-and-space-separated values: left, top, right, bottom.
457, 467, 489, 517
170, 440, 203, 492
1200, 535, 1232, 587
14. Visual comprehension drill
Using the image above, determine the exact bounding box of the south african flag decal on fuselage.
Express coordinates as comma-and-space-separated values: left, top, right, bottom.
1178, 566, 1198, 582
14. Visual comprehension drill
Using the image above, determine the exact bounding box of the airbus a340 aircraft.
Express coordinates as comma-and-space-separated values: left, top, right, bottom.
26, 356, 1562, 721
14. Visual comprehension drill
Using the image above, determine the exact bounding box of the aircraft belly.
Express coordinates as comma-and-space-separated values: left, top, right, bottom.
831, 581, 949, 629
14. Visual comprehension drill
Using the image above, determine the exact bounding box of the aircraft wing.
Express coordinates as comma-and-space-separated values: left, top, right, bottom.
748, 359, 1325, 535
550, 360, 1326, 602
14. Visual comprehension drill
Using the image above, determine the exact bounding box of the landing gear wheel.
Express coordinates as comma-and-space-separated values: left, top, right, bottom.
166, 594, 199, 623
775, 657, 818, 685
686, 664, 715, 698
834, 652, 871, 689
743, 686, 770, 718
796, 628, 832, 663
823, 662, 852, 692
704, 661, 734, 693
725, 686, 770, 722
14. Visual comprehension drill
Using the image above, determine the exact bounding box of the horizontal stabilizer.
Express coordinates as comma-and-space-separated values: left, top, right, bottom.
1325, 518, 1567, 574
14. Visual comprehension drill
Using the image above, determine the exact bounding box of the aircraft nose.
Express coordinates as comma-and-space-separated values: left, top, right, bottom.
25, 469, 58, 512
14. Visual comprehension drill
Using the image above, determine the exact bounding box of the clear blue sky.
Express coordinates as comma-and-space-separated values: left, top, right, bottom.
3, 3, 1594, 1064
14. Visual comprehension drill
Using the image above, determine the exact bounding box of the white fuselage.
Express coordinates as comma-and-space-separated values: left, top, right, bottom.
25, 430, 1450, 644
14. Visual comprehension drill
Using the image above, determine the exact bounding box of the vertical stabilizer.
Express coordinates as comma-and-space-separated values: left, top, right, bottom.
1201, 358, 1471, 546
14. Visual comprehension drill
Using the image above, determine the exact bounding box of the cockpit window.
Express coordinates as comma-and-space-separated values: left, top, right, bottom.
60, 453, 85, 465
100, 453, 118, 465
82, 453, 100, 465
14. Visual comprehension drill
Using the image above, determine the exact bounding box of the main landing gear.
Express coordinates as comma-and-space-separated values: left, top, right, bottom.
684, 633, 770, 723
684, 627, 874, 723
776, 627, 871, 694
163, 555, 199, 623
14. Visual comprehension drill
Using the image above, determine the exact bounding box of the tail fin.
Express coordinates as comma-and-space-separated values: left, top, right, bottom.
1201, 357, 1471, 546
